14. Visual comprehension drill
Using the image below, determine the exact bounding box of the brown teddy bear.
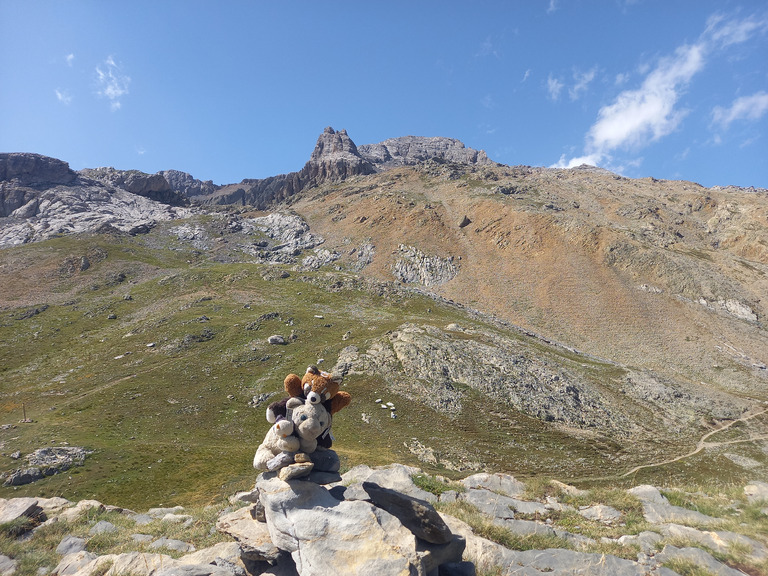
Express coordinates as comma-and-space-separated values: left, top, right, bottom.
266, 365, 351, 448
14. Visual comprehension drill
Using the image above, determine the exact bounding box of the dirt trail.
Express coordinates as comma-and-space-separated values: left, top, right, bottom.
622, 407, 768, 478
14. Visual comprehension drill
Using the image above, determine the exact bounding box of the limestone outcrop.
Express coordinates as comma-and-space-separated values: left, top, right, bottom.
358, 135, 493, 168
2, 465, 764, 576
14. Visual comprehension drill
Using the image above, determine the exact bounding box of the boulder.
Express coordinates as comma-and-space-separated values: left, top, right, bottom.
461, 473, 526, 498
57, 500, 105, 522
258, 475, 464, 576
628, 485, 719, 525
0, 497, 45, 524
578, 504, 623, 524
0, 555, 17, 576
744, 480, 768, 503
656, 545, 745, 576
339, 463, 437, 502
215, 504, 281, 563
360, 481, 453, 544
56, 535, 86, 556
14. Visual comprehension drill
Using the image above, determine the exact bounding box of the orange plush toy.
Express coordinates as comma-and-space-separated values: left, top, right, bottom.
266, 365, 351, 449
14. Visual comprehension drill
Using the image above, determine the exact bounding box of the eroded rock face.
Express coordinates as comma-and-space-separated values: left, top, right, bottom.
3, 447, 93, 486
359, 135, 492, 168
393, 244, 459, 286
0, 153, 77, 187
335, 323, 627, 433
79, 167, 185, 206
160, 170, 218, 198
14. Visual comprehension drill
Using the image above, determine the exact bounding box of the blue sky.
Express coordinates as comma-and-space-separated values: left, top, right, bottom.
1, 1, 767, 188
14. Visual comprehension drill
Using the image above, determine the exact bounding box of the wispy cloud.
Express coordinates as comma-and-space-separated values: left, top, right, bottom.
547, 74, 564, 101
704, 12, 768, 48
477, 36, 500, 59
65, 53, 75, 67
547, 0, 557, 15
712, 91, 768, 129
554, 13, 768, 169
569, 67, 597, 100
55, 88, 72, 105
95, 56, 130, 111
522, 69, 531, 83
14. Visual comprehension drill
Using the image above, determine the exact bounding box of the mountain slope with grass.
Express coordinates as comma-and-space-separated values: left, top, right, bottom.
1, 129, 767, 516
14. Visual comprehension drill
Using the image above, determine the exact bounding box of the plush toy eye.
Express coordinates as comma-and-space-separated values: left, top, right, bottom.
300, 414, 308, 421
320, 421, 325, 427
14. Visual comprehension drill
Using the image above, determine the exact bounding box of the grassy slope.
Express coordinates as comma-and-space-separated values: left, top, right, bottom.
0, 217, 765, 509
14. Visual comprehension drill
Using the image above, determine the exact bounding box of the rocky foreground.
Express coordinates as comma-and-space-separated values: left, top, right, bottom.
1, 464, 766, 576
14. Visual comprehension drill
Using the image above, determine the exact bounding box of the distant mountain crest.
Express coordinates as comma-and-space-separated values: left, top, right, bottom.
359, 135, 493, 168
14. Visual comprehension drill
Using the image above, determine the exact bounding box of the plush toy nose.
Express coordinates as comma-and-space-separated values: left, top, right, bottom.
306, 391, 321, 404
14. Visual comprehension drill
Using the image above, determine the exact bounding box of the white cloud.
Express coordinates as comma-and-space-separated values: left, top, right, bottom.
712, 91, 768, 129
65, 53, 75, 67
555, 13, 765, 169
704, 12, 768, 48
547, 74, 564, 101
522, 69, 531, 83
586, 43, 703, 155
569, 67, 597, 100
55, 88, 72, 105
96, 56, 130, 111
547, 0, 557, 14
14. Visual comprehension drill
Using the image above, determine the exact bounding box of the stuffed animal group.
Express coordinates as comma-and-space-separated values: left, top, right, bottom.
253, 365, 351, 479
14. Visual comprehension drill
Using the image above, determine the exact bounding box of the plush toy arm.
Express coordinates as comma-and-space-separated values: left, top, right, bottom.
329, 391, 351, 415
284, 374, 303, 396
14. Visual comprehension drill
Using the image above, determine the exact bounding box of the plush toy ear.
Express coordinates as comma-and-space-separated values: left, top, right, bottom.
306, 365, 320, 375
329, 391, 351, 415
284, 374, 303, 396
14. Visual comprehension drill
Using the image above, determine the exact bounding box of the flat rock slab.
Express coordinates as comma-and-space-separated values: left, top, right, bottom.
578, 504, 623, 524
361, 481, 453, 544
56, 535, 86, 555
89, 520, 118, 535
656, 545, 745, 576
628, 485, 719, 526
57, 500, 105, 522
461, 473, 526, 498
461, 489, 517, 519
662, 523, 768, 561
0, 497, 44, 523
215, 505, 281, 563
0, 555, 17, 576
339, 463, 437, 502
149, 537, 196, 553
744, 480, 768, 503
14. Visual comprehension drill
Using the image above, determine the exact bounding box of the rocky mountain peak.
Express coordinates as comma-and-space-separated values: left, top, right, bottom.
309, 127, 361, 162
358, 135, 493, 168
0, 153, 77, 187
304, 127, 375, 183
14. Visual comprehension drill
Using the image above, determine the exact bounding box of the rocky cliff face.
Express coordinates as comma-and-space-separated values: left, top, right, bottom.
359, 135, 493, 168
79, 167, 186, 206
0, 155, 190, 246
0, 153, 77, 188
193, 128, 376, 208
190, 128, 488, 208
160, 169, 218, 198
